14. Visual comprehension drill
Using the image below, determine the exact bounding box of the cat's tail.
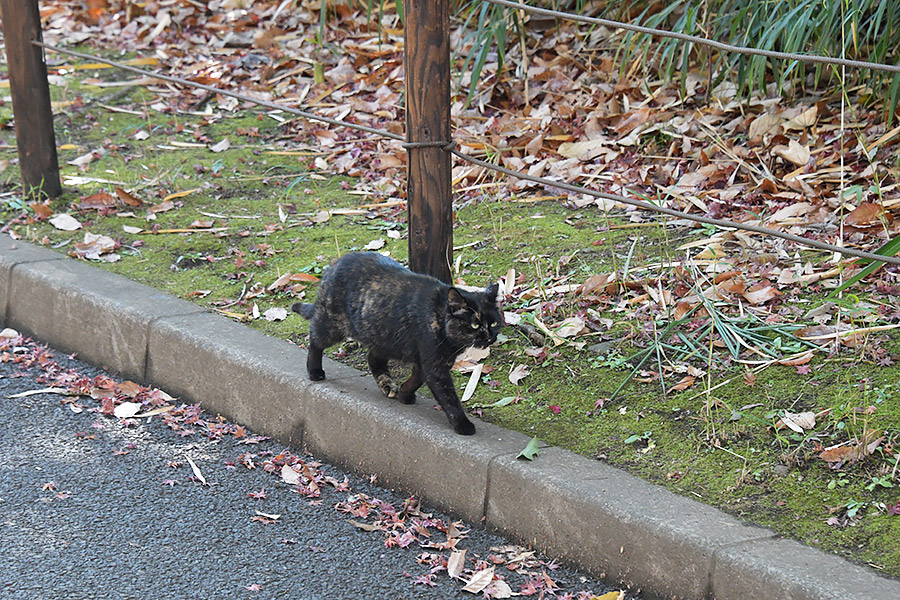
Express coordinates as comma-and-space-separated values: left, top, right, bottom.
291, 302, 316, 319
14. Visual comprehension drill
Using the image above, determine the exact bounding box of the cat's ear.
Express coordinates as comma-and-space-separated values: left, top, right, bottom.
447, 287, 470, 316
484, 282, 499, 302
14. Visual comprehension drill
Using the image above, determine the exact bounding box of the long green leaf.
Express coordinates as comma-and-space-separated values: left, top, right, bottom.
828, 235, 900, 297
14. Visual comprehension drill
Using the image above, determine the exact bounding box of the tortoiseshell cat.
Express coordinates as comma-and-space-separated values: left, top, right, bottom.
291, 252, 501, 435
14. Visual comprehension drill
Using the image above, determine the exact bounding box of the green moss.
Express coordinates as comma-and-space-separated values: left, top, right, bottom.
3, 63, 900, 577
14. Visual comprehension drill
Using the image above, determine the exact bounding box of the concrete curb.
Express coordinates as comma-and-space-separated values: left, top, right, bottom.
2, 236, 898, 599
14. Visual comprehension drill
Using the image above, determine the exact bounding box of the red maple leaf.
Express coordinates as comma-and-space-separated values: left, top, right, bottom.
247, 488, 267, 500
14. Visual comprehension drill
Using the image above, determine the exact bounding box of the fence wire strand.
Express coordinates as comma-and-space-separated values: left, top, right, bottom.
31, 42, 405, 144
34, 41, 900, 267
485, 0, 900, 74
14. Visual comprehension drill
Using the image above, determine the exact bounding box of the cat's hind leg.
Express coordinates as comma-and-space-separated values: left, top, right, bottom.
367, 351, 398, 398
306, 344, 326, 381
306, 318, 340, 381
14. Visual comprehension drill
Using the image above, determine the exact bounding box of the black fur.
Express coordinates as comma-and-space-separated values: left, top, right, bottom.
291, 252, 501, 435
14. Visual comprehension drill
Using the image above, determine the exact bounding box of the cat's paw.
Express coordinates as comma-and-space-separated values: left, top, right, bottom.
398, 392, 416, 405
375, 374, 398, 398
453, 419, 476, 436
309, 368, 326, 381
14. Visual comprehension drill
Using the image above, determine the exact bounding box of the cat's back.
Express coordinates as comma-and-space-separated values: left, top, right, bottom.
322, 252, 440, 301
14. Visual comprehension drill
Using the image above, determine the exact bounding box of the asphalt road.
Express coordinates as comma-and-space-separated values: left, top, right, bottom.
0, 335, 636, 600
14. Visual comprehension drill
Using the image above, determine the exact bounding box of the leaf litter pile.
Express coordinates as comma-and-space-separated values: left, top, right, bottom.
1, 329, 628, 600
2, 0, 900, 575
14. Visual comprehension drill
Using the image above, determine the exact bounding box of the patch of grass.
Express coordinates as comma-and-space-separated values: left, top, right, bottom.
3, 66, 900, 576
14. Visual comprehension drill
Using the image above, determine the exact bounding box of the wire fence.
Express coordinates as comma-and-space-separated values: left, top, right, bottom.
30, 4, 900, 268
485, 0, 900, 74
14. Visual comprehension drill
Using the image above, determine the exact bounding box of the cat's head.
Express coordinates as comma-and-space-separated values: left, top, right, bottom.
446, 283, 502, 349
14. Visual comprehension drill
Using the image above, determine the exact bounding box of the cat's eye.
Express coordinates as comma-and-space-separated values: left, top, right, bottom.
470, 322, 480, 330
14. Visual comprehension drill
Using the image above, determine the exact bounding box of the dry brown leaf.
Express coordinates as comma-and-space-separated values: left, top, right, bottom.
578, 273, 617, 296
845, 202, 884, 226
117, 380, 142, 398
748, 113, 782, 140
78, 192, 116, 210
447, 549, 466, 579
783, 105, 818, 130
742, 282, 779, 305
614, 107, 652, 135
114, 186, 143, 207
772, 140, 810, 166
508, 363, 530, 385
553, 316, 587, 338
777, 411, 816, 433
50, 214, 82, 231
670, 376, 695, 391
462, 566, 494, 594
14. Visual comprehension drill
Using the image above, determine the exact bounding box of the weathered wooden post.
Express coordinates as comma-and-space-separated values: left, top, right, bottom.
1, 0, 62, 197
403, 0, 452, 283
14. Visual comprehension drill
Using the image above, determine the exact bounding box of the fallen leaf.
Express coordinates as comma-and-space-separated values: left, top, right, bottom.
114, 186, 143, 207
462, 566, 494, 594
363, 238, 385, 251
281, 464, 301, 486
460, 363, 483, 403
67, 151, 94, 167
77, 192, 116, 210
147, 200, 175, 214
517, 436, 540, 461
845, 202, 884, 227
670, 376, 696, 391
263, 307, 288, 322
508, 363, 530, 385
742, 282, 779, 305
210, 138, 231, 153
348, 519, 381, 532
447, 549, 467, 579
454, 346, 491, 371
553, 316, 587, 338
772, 140, 810, 166
7, 387, 70, 399
49, 214, 82, 231
748, 113, 782, 140
71, 232, 118, 261
593, 592, 625, 600
189, 219, 215, 229
778, 411, 816, 433
162, 188, 200, 202
186, 456, 207, 485
484, 579, 513, 598
30, 202, 53, 220
113, 401, 141, 418
783, 105, 818, 130
309, 210, 331, 223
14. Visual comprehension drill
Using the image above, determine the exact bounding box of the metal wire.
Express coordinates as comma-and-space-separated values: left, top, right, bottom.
448, 147, 900, 266
32, 41, 404, 143
34, 41, 900, 266
485, 0, 900, 74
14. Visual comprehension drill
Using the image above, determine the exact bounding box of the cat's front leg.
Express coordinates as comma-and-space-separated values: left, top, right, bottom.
423, 367, 475, 435
398, 364, 423, 405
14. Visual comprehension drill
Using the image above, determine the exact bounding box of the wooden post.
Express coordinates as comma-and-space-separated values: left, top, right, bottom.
403, 0, 452, 284
1, 0, 62, 197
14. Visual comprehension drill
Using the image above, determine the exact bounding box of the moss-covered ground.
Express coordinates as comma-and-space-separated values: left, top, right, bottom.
2, 63, 900, 577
